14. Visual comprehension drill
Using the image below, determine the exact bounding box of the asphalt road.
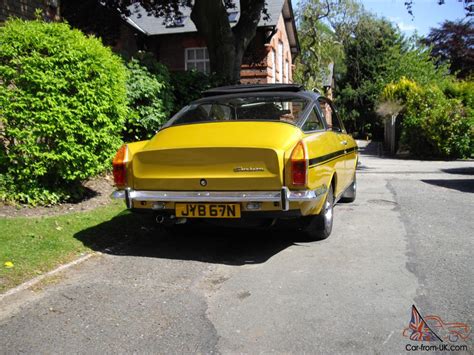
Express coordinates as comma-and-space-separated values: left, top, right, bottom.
1, 141, 473, 354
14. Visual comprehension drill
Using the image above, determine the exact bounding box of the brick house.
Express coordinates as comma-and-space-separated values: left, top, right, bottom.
119, 0, 299, 83
0, 0, 59, 22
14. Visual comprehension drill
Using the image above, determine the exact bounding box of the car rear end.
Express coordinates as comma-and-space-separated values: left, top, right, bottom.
112, 89, 328, 225
114, 125, 326, 222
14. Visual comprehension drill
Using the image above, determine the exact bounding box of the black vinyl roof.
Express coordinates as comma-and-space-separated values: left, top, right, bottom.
202, 84, 305, 97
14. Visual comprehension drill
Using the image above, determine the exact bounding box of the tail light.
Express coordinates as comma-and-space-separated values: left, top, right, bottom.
113, 144, 128, 188
290, 141, 308, 186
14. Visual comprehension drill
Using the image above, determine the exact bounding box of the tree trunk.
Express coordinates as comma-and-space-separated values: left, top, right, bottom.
191, 0, 265, 84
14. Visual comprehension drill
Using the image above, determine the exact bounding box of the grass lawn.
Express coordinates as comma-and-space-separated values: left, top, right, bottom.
0, 201, 154, 293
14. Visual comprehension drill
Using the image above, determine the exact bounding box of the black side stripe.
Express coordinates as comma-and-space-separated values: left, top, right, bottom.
309, 146, 358, 168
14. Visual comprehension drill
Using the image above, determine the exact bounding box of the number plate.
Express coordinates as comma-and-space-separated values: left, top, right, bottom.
175, 203, 241, 218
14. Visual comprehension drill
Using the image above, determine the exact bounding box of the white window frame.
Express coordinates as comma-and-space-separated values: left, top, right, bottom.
285, 59, 290, 83
185, 47, 210, 74
278, 41, 283, 83
270, 50, 276, 83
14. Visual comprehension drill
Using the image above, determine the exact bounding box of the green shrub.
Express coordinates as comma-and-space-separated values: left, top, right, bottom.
0, 18, 127, 205
382, 78, 473, 158
124, 58, 174, 141
170, 70, 222, 114
124, 53, 222, 140
443, 81, 474, 114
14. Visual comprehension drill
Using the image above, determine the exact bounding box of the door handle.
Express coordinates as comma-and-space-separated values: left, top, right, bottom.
341, 140, 348, 145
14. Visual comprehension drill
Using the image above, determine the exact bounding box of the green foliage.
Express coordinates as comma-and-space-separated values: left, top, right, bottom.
295, 21, 344, 91
382, 78, 473, 158
295, 1, 472, 158
124, 52, 221, 137
169, 70, 221, 113
295, 0, 362, 91
338, 15, 450, 137
443, 81, 474, 149
383, 43, 451, 87
443, 80, 474, 110
337, 16, 402, 136
0, 18, 127, 205
125, 58, 174, 141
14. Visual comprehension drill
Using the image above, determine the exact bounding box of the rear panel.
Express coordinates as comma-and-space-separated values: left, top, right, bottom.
130, 121, 303, 191
132, 147, 282, 191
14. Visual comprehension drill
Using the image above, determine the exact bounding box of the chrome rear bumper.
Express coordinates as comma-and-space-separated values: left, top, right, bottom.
112, 186, 327, 211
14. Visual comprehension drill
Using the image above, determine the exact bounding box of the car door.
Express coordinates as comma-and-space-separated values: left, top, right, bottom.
317, 97, 353, 192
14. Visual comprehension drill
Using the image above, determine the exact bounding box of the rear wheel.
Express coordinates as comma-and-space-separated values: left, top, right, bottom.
300, 185, 334, 241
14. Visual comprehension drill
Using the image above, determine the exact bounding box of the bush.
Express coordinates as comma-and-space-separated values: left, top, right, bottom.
170, 70, 222, 114
443, 80, 474, 113
125, 58, 174, 141
0, 18, 127, 205
124, 53, 221, 140
382, 78, 473, 158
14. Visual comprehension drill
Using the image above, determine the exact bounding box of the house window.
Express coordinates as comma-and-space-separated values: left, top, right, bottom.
270, 50, 276, 83
185, 48, 210, 74
285, 60, 290, 83
278, 41, 283, 83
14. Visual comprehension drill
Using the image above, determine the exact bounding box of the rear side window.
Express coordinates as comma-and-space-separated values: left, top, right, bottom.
318, 98, 345, 133
302, 107, 325, 132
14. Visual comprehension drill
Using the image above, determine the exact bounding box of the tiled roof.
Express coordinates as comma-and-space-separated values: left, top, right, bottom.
124, 0, 286, 36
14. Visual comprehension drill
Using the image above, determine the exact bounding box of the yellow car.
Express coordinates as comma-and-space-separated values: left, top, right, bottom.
112, 84, 358, 240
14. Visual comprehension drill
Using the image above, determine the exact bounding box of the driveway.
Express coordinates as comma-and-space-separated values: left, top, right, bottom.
1, 141, 473, 353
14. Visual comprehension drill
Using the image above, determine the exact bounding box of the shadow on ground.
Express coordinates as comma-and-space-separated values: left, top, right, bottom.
441, 167, 474, 176
74, 212, 302, 266
421, 179, 474, 193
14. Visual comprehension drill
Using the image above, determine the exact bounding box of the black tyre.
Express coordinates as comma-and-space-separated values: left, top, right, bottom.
340, 173, 356, 203
300, 185, 334, 241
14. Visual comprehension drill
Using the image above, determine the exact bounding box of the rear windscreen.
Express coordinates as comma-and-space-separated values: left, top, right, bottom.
164, 95, 309, 127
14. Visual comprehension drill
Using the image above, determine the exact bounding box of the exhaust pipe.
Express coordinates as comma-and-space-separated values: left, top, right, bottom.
175, 218, 187, 225
156, 215, 187, 225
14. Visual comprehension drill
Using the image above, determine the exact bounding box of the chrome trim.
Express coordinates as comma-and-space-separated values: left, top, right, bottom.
129, 190, 282, 202
112, 190, 125, 199
124, 187, 132, 209
281, 187, 290, 211
233, 167, 265, 172
112, 187, 326, 209
287, 188, 327, 201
